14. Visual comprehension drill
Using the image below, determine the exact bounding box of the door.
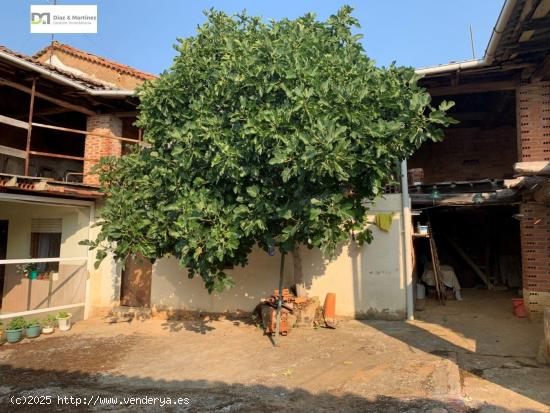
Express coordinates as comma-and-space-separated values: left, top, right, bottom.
120, 254, 152, 307
0, 220, 8, 308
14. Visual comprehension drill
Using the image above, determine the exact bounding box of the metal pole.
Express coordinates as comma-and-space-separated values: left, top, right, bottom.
24, 78, 37, 176
273, 251, 285, 347
469, 25, 476, 60
400, 160, 415, 320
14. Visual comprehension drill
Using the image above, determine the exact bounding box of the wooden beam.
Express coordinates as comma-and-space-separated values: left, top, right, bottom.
0, 114, 29, 129
514, 161, 550, 176
533, 0, 550, 18
0, 144, 26, 158
411, 190, 519, 205
512, 39, 550, 54
32, 121, 141, 144
522, 15, 550, 31
24, 78, 36, 176
29, 151, 84, 161
428, 79, 518, 97
28, 106, 72, 118
443, 235, 493, 290
519, 30, 536, 43
0, 78, 96, 116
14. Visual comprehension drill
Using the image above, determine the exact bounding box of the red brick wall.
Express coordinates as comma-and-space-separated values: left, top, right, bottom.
83, 115, 122, 185
517, 81, 550, 162
517, 80, 550, 316
520, 203, 550, 314
408, 125, 517, 183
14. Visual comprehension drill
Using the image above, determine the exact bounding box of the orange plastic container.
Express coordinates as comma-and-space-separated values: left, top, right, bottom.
512, 298, 527, 318
323, 293, 336, 322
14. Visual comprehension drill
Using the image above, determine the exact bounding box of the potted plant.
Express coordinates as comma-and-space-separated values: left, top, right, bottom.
25, 318, 41, 338
41, 315, 56, 334
5, 317, 26, 343
56, 311, 72, 331
16, 263, 40, 280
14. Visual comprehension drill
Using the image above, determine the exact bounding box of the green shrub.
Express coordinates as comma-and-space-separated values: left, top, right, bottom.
41, 314, 57, 327
57, 311, 70, 319
25, 319, 40, 328
7, 317, 26, 330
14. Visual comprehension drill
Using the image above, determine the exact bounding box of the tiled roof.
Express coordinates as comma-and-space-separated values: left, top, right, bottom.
34, 41, 157, 81
0, 45, 119, 90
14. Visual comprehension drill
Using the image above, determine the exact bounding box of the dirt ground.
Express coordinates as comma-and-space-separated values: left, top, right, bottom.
0, 289, 549, 412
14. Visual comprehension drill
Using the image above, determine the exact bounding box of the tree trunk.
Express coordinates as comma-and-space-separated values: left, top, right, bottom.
292, 246, 306, 297
273, 252, 285, 347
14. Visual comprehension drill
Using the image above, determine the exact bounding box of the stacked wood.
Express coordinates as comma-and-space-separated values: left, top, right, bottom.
261, 289, 295, 336
294, 296, 321, 328
260, 290, 322, 334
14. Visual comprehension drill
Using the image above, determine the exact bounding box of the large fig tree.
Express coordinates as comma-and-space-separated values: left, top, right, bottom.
86, 7, 454, 293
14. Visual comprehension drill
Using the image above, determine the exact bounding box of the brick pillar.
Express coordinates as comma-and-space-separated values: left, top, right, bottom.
83, 114, 122, 185
520, 203, 550, 316
517, 80, 550, 318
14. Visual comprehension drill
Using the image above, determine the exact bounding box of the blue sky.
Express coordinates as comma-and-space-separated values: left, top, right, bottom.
1, 0, 504, 75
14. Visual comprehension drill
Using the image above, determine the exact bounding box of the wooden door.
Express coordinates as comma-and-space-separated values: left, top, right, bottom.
0, 220, 8, 308
120, 254, 152, 307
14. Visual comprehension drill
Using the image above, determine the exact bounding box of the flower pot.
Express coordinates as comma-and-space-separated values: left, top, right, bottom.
42, 326, 55, 334
6, 328, 23, 343
512, 298, 527, 318
25, 325, 41, 338
57, 314, 72, 331
29, 269, 39, 280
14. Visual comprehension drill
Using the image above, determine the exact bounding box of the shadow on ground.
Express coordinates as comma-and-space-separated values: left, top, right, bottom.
0, 364, 505, 412
160, 311, 258, 334
366, 290, 550, 409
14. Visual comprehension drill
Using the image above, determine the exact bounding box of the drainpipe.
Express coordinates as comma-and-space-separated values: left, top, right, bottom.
400, 160, 414, 321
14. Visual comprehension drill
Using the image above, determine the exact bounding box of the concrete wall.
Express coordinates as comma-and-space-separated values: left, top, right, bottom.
150, 194, 406, 319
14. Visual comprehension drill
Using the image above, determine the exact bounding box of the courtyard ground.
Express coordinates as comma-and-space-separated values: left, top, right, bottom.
0, 289, 548, 412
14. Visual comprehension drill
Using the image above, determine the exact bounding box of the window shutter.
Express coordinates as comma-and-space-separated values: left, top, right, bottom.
31, 218, 62, 233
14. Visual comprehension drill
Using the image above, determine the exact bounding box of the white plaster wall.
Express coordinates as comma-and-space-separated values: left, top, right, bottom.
87, 200, 121, 314
0, 200, 89, 260
151, 195, 407, 319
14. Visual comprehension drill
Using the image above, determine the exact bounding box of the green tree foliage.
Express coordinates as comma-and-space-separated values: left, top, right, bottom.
84, 7, 455, 292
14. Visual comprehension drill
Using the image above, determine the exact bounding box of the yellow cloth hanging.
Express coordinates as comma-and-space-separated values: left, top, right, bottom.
375, 213, 394, 232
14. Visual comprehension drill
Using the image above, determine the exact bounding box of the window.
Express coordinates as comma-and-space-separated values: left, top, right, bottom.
30, 219, 62, 272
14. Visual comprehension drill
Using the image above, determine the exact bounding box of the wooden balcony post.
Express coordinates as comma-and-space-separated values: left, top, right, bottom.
24, 78, 37, 176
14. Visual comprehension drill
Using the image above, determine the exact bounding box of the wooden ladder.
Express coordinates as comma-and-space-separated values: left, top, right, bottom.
428, 220, 446, 304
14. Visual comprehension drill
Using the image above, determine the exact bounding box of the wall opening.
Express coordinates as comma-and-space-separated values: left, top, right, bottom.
413, 205, 522, 311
